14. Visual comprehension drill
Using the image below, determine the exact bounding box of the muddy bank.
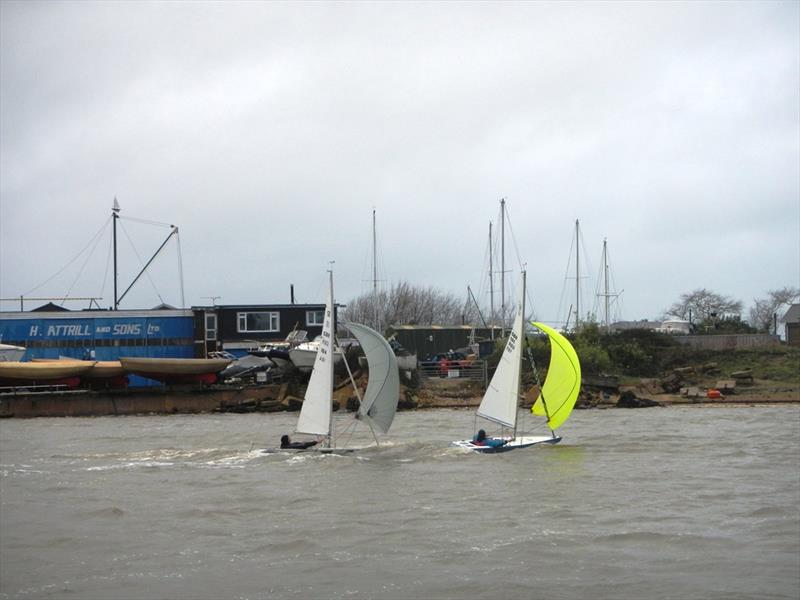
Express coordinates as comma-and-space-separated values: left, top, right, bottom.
1, 375, 796, 419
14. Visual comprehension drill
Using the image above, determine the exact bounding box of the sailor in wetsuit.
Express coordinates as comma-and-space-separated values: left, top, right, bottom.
280, 434, 318, 450
472, 429, 507, 448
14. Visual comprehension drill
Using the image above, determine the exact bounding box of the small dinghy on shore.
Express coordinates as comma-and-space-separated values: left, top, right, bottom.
0, 360, 96, 383
32, 358, 126, 379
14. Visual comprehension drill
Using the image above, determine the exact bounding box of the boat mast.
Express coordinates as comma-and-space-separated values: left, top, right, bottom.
488, 221, 494, 340
596, 238, 620, 332
603, 238, 609, 331
327, 266, 335, 448
575, 219, 580, 330
372, 208, 378, 332
513, 269, 526, 440
112, 198, 120, 310
500, 199, 506, 337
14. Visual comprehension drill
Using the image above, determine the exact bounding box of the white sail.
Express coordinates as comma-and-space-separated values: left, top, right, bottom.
346, 321, 400, 434
296, 272, 335, 437
476, 272, 526, 429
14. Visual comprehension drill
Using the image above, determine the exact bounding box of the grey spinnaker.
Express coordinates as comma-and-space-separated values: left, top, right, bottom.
345, 321, 400, 434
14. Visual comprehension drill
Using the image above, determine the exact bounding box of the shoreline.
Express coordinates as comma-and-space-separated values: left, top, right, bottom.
0, 380, 797, 419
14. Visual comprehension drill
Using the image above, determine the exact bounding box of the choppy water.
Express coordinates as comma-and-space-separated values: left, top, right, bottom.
1, 406, 798, 600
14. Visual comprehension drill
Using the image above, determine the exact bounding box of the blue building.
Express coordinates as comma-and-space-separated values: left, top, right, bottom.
0, 307, 194, 386
0, 300, 329, 386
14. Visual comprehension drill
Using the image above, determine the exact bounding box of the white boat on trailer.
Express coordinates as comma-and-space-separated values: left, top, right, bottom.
452, 271, 581, 453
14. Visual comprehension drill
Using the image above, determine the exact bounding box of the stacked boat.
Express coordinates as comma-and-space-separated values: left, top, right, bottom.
0, 356, 232, 388
118, 357, 232, 385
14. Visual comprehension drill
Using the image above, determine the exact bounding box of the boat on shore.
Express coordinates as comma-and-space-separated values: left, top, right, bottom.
289, 337, 344, 371
250, 329, 309, 369
119, 357, 232, 384
31, 358, 126, 379
213, 352, 275, 382
0, 360, 97, 383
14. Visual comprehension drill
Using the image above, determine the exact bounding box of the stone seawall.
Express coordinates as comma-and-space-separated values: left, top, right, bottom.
0, 384, 286, 418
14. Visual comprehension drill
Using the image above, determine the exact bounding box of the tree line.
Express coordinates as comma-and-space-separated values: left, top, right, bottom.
664, 287, 798, 334
343, 282, 798, 334
342, 281, 481, 329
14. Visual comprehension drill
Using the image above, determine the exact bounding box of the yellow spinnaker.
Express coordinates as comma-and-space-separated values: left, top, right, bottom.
530, 322, 581, 430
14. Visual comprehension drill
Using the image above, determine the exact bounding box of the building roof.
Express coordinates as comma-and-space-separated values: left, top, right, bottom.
31, 302, 69, 312
780, 304, 800, 323
191, 303, 325, 310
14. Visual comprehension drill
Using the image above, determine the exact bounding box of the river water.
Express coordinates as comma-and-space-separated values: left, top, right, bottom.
1, 406, 798, 600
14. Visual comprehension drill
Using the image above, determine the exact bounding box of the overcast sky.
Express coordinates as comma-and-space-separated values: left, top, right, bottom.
1, 0, 798, 326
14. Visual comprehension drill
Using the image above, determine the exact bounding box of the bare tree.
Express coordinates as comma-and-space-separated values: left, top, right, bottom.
665, 288, 743, 322
749, 287, 800, 332
343, 281, 481, 330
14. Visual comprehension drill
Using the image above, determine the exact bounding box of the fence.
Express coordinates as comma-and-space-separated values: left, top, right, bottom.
417, 359, 488, 385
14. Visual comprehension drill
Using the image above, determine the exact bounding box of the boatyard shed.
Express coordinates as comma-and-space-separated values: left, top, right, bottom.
780, 304, 800, 346
0, 308, 194, 386
387, 325, 502, 359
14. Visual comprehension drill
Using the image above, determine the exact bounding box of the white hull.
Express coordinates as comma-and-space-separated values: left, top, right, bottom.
262, 445, 369, 454
0, 344, 26, 362
289, 345, 343, 371
451, 435, 561, 453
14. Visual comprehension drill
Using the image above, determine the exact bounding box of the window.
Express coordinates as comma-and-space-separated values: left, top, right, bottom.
205, 313, 217, 341
306, 310, 325, 326
237, 311, 280, 333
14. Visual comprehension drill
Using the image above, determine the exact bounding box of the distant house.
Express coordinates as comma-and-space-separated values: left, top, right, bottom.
780, 304, 800, 346
194, 303, 329, 356
657, 319, 691, 335
609, 320, 662, 333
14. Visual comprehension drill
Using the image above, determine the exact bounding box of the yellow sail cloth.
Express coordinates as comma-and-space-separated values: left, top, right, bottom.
530, 322, 581, 430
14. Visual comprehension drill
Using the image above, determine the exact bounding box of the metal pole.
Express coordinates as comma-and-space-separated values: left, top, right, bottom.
372, 208, 378, 332
575, 219, 580, 329
603, 239, 609, 331
328, 267, 335, 448
488, 221, 494, 340
117, 227, 178, 305
113, 199, 120, 310
513, 270, 526, 440
501, 199, 505, 336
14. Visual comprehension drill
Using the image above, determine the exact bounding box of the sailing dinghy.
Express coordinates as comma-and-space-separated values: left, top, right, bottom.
274, 270, 399, 453
452, 271, 581, 453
